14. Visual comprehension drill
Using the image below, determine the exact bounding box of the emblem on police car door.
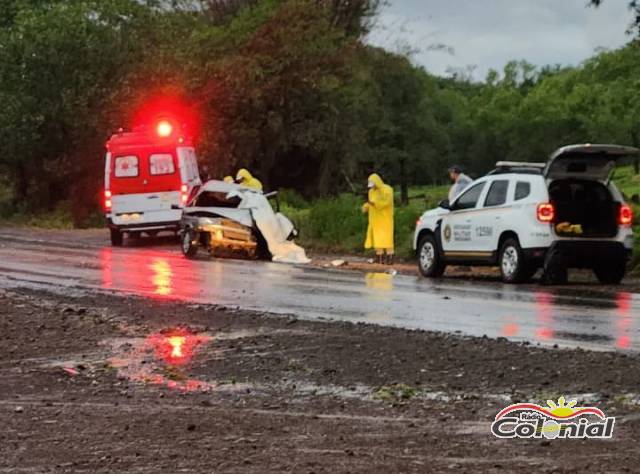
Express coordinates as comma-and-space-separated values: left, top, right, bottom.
444, 224, 452, 242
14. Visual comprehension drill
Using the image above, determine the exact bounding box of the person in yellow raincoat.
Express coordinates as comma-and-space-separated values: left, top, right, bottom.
235, 168, 263, 191
362, 174, 394, 265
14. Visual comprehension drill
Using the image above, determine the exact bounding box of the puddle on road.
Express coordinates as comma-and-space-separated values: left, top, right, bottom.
100, 329, 517, 404
105, 329, 250, 393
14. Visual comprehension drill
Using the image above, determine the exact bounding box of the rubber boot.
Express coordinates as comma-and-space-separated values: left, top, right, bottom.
386, 254, 394, 266
377, 254, 384, 265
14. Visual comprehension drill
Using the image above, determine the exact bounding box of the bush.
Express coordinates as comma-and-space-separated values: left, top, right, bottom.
282, 187, 450, 258
278, 189, 310, 209
296, 194, 367, 252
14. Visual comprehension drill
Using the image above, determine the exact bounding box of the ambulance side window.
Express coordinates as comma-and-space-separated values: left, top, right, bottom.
114, 155, 139, 178
150, 154, 175, 176
190, 154, 199, 180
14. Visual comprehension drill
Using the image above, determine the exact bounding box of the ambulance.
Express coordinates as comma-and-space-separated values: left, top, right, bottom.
104, 120, 201, 246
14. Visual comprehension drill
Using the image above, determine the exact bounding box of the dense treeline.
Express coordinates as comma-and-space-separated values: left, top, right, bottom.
0, 0, 638, 224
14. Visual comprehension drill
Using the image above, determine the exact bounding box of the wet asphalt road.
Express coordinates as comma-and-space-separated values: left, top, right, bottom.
0, 227, 638, 352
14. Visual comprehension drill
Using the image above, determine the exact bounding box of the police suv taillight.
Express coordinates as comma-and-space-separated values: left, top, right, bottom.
619, 204, 633, 226
537, 203, 555, 223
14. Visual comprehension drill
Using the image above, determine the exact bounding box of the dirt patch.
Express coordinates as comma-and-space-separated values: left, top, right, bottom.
1, 288, 640, 472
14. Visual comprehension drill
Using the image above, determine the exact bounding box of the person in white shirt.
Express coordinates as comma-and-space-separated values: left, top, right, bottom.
448, 165, 472, 203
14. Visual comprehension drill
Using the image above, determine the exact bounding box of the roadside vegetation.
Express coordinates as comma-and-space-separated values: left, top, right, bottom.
0, 0, 639, 270
280, 185, 449, 258
281, 169, 640, 271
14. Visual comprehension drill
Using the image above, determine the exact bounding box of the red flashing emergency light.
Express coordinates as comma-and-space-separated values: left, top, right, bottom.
156, 120, 173, 138
104, 190, 112, 210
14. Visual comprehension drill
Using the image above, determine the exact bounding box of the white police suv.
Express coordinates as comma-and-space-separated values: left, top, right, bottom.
414, 144, 637, 284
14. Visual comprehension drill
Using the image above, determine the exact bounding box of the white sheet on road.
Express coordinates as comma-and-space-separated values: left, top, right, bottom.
233, 190, 311, 265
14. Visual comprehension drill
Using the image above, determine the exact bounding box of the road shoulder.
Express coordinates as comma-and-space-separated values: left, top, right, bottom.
1, 288, 639, 472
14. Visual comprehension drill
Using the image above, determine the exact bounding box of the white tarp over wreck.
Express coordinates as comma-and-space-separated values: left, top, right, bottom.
230, 188, 311, 265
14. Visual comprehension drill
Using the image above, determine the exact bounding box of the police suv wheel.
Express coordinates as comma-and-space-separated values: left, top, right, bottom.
593, 260, 626, 285
181, 229, 198, 259
540, 246, 568, 285
499, 238, 530, 284
418, 234, 446, 278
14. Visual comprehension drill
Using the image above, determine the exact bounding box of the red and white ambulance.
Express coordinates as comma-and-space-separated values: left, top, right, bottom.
104, 120, 201, 246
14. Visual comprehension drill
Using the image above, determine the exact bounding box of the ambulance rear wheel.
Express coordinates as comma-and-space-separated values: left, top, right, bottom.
181, 229, 198, 259
418, 234, 446, 278
110, 229, 123, 247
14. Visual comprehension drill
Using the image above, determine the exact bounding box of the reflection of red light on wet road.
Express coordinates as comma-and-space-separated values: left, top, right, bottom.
616, 293, 632, 350
617, 335, 631, 349
168, 336, 186, 358
148, 329, 209, 366
501, 322, 519, 337
535, 292, 555, 341
108, 329, 214, 393
99, 247, 202, 301
536, 327, 554, 340
150, 258, 173, 296
617, 293, 631, 316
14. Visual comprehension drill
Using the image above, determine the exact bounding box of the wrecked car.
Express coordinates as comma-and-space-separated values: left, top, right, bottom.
179, 180, 310, 264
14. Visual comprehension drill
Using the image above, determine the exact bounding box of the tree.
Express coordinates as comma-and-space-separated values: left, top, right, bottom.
591, 1, 640, 35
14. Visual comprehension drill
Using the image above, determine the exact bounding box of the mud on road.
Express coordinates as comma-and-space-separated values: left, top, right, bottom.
1, 288, 640, 473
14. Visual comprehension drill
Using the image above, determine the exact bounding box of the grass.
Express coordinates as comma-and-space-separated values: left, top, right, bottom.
0, 200, 104, 229
0, 202, 75, 229
282, 185, 450, 259
373, 383, 419, 402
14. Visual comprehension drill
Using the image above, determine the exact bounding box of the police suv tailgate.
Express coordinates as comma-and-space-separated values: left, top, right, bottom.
545, 144, 639, 181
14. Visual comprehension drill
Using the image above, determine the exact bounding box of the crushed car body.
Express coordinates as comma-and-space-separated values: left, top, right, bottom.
179, 180, 310, 264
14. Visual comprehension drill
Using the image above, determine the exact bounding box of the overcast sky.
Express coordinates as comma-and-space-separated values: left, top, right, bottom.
367, 0, 635, 80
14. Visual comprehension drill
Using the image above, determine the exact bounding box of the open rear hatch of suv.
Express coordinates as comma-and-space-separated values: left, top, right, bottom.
545, 144, 639, 238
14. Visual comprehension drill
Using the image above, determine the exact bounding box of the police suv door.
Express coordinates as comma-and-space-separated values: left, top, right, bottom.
440, 180, 488, 256
476, 178, 511, 253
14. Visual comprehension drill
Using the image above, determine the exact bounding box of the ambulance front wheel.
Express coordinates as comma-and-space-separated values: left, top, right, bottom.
181, 229, 199, 259
110, 229, 123, 247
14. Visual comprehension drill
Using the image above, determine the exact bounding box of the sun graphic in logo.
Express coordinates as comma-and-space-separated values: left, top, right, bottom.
495, 396, 606, 422
546, 397, 578, 418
